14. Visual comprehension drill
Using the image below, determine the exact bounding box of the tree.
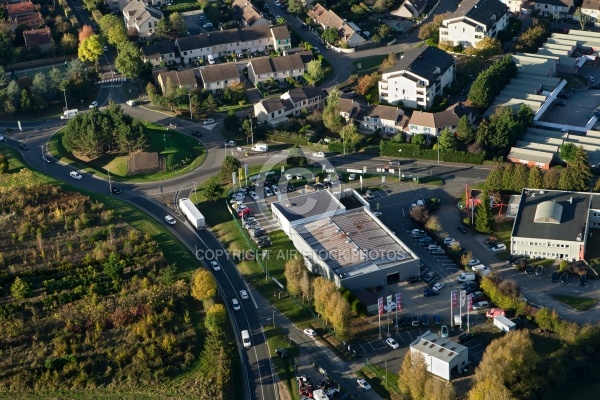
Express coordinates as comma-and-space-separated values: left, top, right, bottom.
528, 166, 544, 189
307, 59, 325, 82
465, 37, 502, 58
340, 123, 362, 152
469, 330, 538, 399
513, 164, 530, 192
322, 90, 344, 134
204, 179, 223, 201
373, 0, 392, 12
558, 146, 592, 191
223, 110, 239, 131
79, 25, 94, 43
425, 215, 440, 231
11, 277, 30, 299
31, 73, 48, 98
0, 154, 8, 173
378, 24, 392, 41
559, 143, 578, 164
380, 53, 399, 71
424, 379, 456, 400
469, 379, 514, 400
438, 128, 456, 151
205, 304, 227, 334
355, 73, 378, 96
190, 269, 217, 302
0, 66, 7, 88
20, 89, 32, 112
286, 145, 307, 167
475, 190, 494, 233
501, 164, 515, 191
461, 251, 473, 268
456, 115, 476, 142
412, 134, 427, 147
99, 15, 127, 48
223, 81, 246, 103
299, 270, 311, 303
220, 155, 241, 183
203, 95, 218, 114
0, 32, 14, 65
60, 33, 78, 55
169, 12, 187, 38
284, 258, 304, 297
486, 164, 504, 190
574, 7, 591, 31
78, 34, 104, 64
399, 351, 429, 400
115, 42, 143, 78
287, 0, 305, 14
410, 205, 429, 223
543, 168, 560, 189
322, 27, 339, 44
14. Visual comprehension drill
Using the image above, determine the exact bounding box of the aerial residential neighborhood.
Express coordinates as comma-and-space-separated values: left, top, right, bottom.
3, 0, 600, 398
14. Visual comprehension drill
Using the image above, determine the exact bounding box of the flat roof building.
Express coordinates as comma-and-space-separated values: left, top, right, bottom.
410, 331, 469, 381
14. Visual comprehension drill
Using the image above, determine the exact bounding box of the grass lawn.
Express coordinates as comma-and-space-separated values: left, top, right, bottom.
552, 295, 598, 311
353, 55, 388, 72
47, 121, 206, 182
357, 366, 402, 400
264, 327, 301, 400
163, 0, 202, 12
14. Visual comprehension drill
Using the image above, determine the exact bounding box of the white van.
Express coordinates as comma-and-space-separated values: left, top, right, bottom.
252, 143, 268, 152
61, 109, 79, 119
241, 330, 251, 348
207, 54, 215, 65
457, 272, 476, 282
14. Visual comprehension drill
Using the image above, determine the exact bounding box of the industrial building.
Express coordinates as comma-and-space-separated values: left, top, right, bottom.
410, 331, 469, 381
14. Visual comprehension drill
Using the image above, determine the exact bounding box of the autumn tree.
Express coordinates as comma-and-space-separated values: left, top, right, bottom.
380, 52, 399, 71
425, 215, 440, 231
78, 25, 94, 43
78, 34, 104, 65
205, 303, 227, 334
399, 351, 429, 400
410, 205, 429, 223
355, 73, 378, 96
465, 37, 502, 58
284, 258, 305, 297
417, 13, 448, 41
461, 251, 473, 268
299, 269, 311, 302
191, 268, 217, 302
543, 167, 561, 189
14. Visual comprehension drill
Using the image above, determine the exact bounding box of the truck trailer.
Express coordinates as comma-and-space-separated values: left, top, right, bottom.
493, 316, 516, 332
178, 198, 205, 229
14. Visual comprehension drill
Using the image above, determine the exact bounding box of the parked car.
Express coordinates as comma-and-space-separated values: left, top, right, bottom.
473, 301, 489, 310
203, 22, 213, 28
423, 272, 435, 282
275, 348, 288, 357
303, 328, 317, 337
457, 225, 468, 234
432, 282, 445, 292
579, 274, 587, 286
89, 101, 98, 109
357, 378, 371, 391
313, 152, 325, 158
412, 316, 419, 327
423, 289, 438, 297
535, 266, 544, 276
407, 276, 420, 284
440, 325, 449, 338
264, 187, 274, 197
458, 332, 474, 344
551, 271, 559, 283
430, 249, 446, 255
203, 118, 215, 125
525, 266, 534, 275
385, 337, 400, 349
468, 258, 480, 266
421, 314, 430, 326
433, 315, 443, 325
443, 237, 456, 245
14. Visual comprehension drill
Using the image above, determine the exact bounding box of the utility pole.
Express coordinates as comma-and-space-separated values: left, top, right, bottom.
251, 118, 254, 148
108, 168, 112, 193
188, 93, 193, 120
62, 89, 68, 110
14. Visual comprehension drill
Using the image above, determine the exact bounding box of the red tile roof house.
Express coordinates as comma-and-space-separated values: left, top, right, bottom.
23, 27, 53, 53
6, 0, 44, 30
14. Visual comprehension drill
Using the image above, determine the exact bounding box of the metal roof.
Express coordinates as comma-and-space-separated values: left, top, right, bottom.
410, 331, 468, 364
534, 201, 563, 224
271, 190, 343, 222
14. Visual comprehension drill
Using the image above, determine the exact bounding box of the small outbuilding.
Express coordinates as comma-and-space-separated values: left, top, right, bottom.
410, 331, 469, 381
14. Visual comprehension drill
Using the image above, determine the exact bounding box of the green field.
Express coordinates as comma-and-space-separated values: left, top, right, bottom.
552, 295, 598, 311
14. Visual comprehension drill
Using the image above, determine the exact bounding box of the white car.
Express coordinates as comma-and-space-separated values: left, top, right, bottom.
231, 298, 240, 311
207, 54, 215, 64
432, 282, 445, 292
203, 22, 213, 28
203, 118, 215, 125
271, 186, 280, 196
473, 301, 489, 310
69, 171, 82, 180
357, 378, 372, 390
126, 100, 136, 106
385, 337, 399, 349
313, 152, 325, 158
240, 290, 249, 300
349, 173, 356, 181
264, 187, 273, 197
285, 173, 293, 180
165, 215, 176, 225
103, 45, 108, 51
0, 135, 4, 141
210, 261, 221, 271
440, 325, 449, 338
89, 101, 98, 109
249, 191, 260, 201
443, 237, 456, 245
373, 211, 382, 217
295, 174, 303, 180
468, 258, 480, 266
303, 328, 317, 337
589, 75, 596, 83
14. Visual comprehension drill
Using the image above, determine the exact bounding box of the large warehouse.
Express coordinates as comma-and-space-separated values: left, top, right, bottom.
271, 190, 420, 291
410, 331, 469, 381
510, 189, 598, 261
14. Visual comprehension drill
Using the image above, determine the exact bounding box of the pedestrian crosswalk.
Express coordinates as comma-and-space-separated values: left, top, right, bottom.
98, 77, 126, 88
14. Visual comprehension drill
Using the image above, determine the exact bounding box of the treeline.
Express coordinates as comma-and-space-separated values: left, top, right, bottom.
147, 82, 219, 116
468, 55, 518, 109
0, 61, 96, 115
62, 103, 147, 158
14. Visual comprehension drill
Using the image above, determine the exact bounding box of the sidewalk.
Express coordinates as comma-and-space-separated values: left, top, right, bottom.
251, 286, 384, 400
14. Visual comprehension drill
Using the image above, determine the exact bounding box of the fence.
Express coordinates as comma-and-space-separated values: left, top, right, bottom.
7, 56, 76, 74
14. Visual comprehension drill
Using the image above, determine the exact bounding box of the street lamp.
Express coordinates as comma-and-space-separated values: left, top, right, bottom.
163, 133, 166, 151
188, 93, 193, 120
108, 168, 112, 194
62, 89, 68, 110
398, 149, 402, 181
437, 135, 440, 165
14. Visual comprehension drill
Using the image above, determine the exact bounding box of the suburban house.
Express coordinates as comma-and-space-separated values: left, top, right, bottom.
23, 27, 53, 53
534, 0, 572, 18
501, 0, 525, 13
141, 39, 176, 66
439, 0, 509, 49
175, 25, 291, 64
307, 4, 365, 47
392, 0, 428, 18
378, 46, 455, 109
157, 69, 199, 92
254, 86, 325, 126
198, 63, 241, 93
407, 102, 475, 136
123, 0, 164, 40
6, 0, 44, 30
337, 99, 407, 135
232, 0, 270, 27
579, 0, 600, 23
247, 53, 311, 84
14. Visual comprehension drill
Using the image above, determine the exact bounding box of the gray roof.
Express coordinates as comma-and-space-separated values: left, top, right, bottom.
249, 54, 305, 74
272, 190, 342, 222
259, 98, 287, 113
411, 331, 468, 363
176, 25, 278, 52
287, 85, 324, 103
142, 39, 175, 58
383, 46, 454, 82
360, 104, 404, 122
449, 0, 508, 29
537, 0, 570, 6
198, 63, 240, 83
512, 189, 591, 242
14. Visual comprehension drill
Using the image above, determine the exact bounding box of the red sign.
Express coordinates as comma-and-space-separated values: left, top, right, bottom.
378, 297, 384, 316
467, 294, 473, 311
396, 293, 402, 311
451, 290, 458, 307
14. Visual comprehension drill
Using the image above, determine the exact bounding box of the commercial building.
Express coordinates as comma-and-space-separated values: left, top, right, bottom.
510, 189, 596, 261
410, 331, 469, 381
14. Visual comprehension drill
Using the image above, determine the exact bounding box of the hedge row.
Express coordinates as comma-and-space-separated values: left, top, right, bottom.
380, 141, 485, 164
265, 134, 307, 146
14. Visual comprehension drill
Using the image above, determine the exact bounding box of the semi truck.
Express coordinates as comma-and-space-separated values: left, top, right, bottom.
178, 198, 205, 229
493, 316, 516, 332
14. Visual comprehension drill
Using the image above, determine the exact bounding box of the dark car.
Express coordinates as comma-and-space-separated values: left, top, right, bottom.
458, 332, 474, 344
421, 314, 430, 326
525, 266, 534, 275
557, 91, 571, 99
43, 156, 54, 163
423, 289, 439, 297
553, 100, 566, 106
419, 236, 432, 243
561, 272, 569, 284
401, 315, 411, 327
301, 23, 309, 31
579, 274, 587, 286
111, 187, 121, 194
287, 183, 295, 192
535, 266, 544, 276
423, 272, 435, 282
551, 271, 559, 283
457, 225, 468, 234
388, 159, 401, 166
433, 315, 443, 324
18, 143, 29, 150
407, 276, 421, 284
257, 241, 271, 248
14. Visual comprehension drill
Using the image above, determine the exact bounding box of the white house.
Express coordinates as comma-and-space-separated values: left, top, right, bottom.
156, 69, 198, 93
534, 0, 572, 19
198, 63, 241, 94
378, 46, 455, 109
248, 53, 311, 84
439, 0, 509, 49
175, 25, 291, 64
307, 4, 365, 47
254, 86, 324, 126
338, 99, 407, 135
578, 0, 600, 23
232, 0, 270, 27
501, 0, 524, 13
410, 331, 469, 381
407, 102, 475, 136
123, 0, 163, 40
392, 0, 428, 18
141, 39, 176, 66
